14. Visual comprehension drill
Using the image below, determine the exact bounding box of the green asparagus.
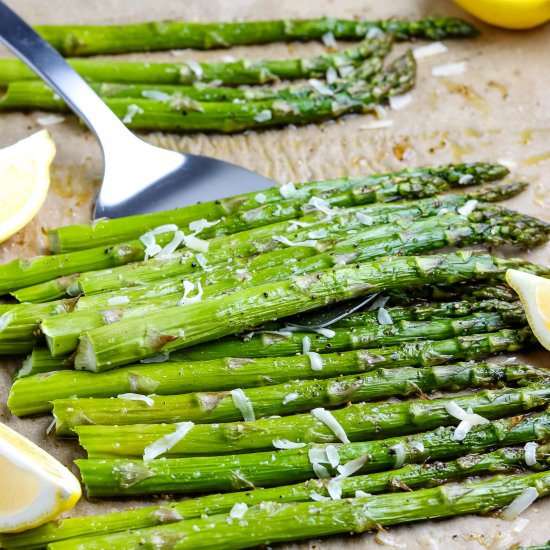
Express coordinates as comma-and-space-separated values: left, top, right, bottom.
34, 16, 478, 55
0, 35, 392, 87
1, 445, 543, 550
46, 163, 510, 254
47, 470, 550, 550
52, 362, 546, 435
74, 252, 548, 372
76, 409, 550, 496
15, 347, 72, 380
8, 328, 532, 416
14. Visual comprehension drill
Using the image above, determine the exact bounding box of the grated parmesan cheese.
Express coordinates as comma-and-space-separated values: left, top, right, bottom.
359, 119, 394, 130
457, 199, 478, 217
141, 90, 172, 102
184, 234, 209, 253
230, 388, 255, 421
326, 445, 340, 468
500, 487, 539, 521
179, 280, 204, 306
327, 478, 342, 500
117, 393, 154, 406
253, 109, 272, 123
389, 93, 413, 111
377, 307, 393, 325
356, 212, 374, 225
272, 235, 317, 248
321, 31, 337, 48
282, 392, 299, 405
188, 218, 220, 234
390, 442, 406, 468
279, 182, 297, 198
311, 408, 349, 443
412, 41, 448, 60
302, 335, 311, 354
524, 441, 539, 466
229, 502, 248, 519
308, 78, 334, 96
107, 295, 130, 306
431, 61, 467, 77
308, 196, 336, 217
336, 455, 369, 478
143, 421, 194, 461
272, 439, 306, 449
254, 192, 267, 204
122, 103, 144, 124
307, 352, 324, 371
308, 446, 331, 478
36, 114, 65, 126
310, 490, 331, 501
139, 354, 169, 364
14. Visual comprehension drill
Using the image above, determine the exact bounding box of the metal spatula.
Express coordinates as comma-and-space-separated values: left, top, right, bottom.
0, 1, 276, 218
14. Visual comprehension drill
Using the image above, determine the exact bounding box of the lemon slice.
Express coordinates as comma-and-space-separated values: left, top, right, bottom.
0, 130, 56, 244
506, 269, 550, 351
0, 421, 81, 533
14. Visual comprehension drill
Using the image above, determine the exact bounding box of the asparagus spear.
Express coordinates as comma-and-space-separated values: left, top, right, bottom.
76, 409, 550, 496
72, 184, 525, 298
75, 252, 549, 372
76, 383, 550, 458
0, 35, 392, 87
46, 162, 510, 255
53, 362, 546, 435
46, 470, 550, 550
10, 274, 79, 304
1, 170, 478, 295
26, 53, 413, 133
15, 347, 72, 380
8, 328, 532, 416
40, 208, 542, 357
1, 445, 544, 550
0, 56, 386, 111
34, 16, 478, 56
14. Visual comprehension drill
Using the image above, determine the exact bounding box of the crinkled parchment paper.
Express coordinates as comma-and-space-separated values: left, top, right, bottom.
1, 0, 550, 548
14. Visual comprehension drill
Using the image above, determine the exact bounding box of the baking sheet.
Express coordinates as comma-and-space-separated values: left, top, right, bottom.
1, 0, 550, 547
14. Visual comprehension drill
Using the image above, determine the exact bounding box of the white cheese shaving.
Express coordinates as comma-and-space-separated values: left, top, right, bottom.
412, 41, 448, 60
308, 78, 334, 96
366, 27, 384, 38
188, 218, 220, 234
122, 103, 144, 123
307, 229, 328, 239
310, 490, 331, 501
457, 199, 478, 217
326, 66, 338, 84
229, 502, 248, 519
338, 65, 355, 79
254, 192, 267, 204
117, 393, 154, 406
302, 335, 311, 354
46, 418, 56, 435
36, 114, 65, 126
179, 280, 204, 306
368, 295, 389, 311
141, 90, 172, 102
253, 109, 272, 123
500, 487, 539, 521
311, 408, 349, 443
308, 196, 336, 217
140, 232, 162, 260
375, 531, 406, 548
307, 352, 324, 371
272, 235, 317, 248
356, 212, 374, 225
355, 490, 371, 498
431, 61, 467, 77
446, 401, 490, 426
359, 118, 393, 130
107, 295, 130, 306
185, 60, 203, 80
230, 388, 255, 421
195, 253, 209, 270
313, 327, 336, 338
183, 234, 209, 253
139, 354, 169, 364
272, 439, 306, 449
143, 421, 194, 461
524, 441, 539, 467
326, 445, 341, 468
327, 479, 342, 500
377, 307, 393, 325
321, 31, 337, 48
389, 93, 413, 111
411, 441, 425, 453
453, 420, 472, 441
390, 442, 406, 469
282, 392, 299, 405
157, 230, 186, 259
279, 182, 297, 198
458, 174, 474, 185
308, 447, 331, 478
336, 454, 369, 478
150, 224, 179, 235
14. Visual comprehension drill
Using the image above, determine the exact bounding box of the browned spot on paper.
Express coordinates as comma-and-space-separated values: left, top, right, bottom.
442, 81, 489, 114
487, 80, 509, 100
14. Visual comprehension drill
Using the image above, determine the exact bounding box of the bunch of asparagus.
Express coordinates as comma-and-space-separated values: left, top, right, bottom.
2, 161, 550, 549
0, 15, 480, 133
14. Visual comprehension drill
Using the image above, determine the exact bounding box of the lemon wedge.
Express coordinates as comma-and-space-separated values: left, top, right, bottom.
0, 130, 56, 244
0, 421, 81, 533
455, 0, 550, 30
506, 269, 550, 351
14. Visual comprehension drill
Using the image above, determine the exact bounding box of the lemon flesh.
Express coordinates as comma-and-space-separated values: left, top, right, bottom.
0, 421, 81, 533
0, 130, 56, 244
455, 0, 550, 29
506, 269, 550, 351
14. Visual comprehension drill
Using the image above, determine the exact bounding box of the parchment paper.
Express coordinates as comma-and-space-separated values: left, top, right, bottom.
1, 0, 550, 547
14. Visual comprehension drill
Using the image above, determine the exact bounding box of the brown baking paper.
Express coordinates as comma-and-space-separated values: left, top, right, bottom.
1, 0, 550, 547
